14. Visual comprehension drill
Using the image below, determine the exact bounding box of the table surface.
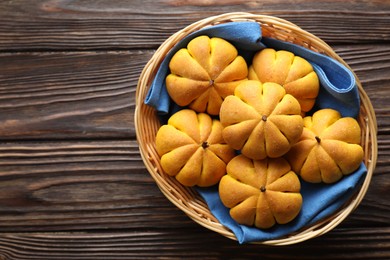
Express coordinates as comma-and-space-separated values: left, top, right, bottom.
0, 0, 389, 259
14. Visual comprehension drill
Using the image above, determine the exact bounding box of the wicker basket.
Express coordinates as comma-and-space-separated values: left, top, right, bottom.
134, 12, 378, 245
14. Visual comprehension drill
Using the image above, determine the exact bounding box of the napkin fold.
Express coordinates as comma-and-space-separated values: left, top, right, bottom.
144, 21, 366, 243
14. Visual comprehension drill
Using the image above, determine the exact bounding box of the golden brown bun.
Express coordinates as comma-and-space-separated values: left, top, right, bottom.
285, 108, 364, 183
220, 80, 303, 160
166, 35, 248, 115
219, 155, 302, 229
155, 109, 235, 187
248, 48, 319, 114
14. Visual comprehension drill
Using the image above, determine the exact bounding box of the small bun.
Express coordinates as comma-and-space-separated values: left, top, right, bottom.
166, 36, 248, 115
285, 108, 364, 183
248, 48, 320, 114
156, 109, 235, 187
219, 155, 302, 229
220, 80, 303, 160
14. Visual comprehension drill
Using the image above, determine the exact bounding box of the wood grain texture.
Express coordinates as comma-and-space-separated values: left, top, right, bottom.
0, 140, 194, 231
0, 50, 149, 139
0, 228, 388, 260
0, 0, 389, 258
0, 0, 390, 51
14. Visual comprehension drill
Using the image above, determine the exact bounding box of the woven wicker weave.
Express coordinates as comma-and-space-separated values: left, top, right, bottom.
134, 12, 378, 245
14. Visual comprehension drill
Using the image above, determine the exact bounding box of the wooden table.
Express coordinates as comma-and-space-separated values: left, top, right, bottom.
0, 1, 389, 259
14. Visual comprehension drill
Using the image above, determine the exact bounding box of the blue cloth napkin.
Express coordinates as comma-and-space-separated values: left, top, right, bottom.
144, 21, 366, 243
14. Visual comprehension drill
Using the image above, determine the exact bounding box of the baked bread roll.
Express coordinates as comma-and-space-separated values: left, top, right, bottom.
155, 109, 235, 187
219, 155, 302, 229
166, 35, 248, 115
220, 80, 303, 160
285, 108, 364, 183
248, 48, 319, 114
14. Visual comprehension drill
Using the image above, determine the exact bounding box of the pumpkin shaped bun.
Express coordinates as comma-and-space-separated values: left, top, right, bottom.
220, 80, 303, 160
286, 108, 364, 184
248, 48, 320, 114
166, 35, 248, 115
219, 155, 302, 229
155, 109, 235, 187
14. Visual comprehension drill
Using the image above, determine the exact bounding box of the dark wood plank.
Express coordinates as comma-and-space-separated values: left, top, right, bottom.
0, 44, 389, 140
0, 0, 389, 51
0, 50, 151, 140
0, 139, 387, 232
0, 228, 388, 259
0, 140, 194, 231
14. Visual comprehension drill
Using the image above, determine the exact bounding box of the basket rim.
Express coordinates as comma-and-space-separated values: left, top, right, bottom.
134, 12, 378, 245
